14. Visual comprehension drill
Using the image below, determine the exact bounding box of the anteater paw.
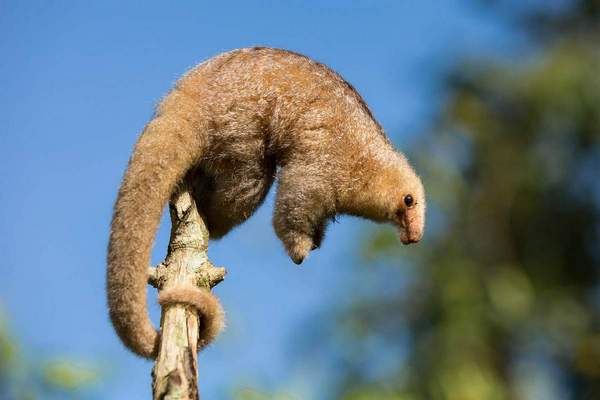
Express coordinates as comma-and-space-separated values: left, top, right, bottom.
286, 234, 314, 265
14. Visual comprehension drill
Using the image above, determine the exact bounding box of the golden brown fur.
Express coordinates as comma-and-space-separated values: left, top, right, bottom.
158, 285, 224, 348
107, 47, 426, 358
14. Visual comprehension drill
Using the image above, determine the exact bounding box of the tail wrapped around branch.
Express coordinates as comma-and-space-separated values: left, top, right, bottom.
107, 105, 221, 358
158, 285, 225, 348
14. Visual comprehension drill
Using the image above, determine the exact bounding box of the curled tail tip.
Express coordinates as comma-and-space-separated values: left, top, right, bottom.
158, 284, 226, 349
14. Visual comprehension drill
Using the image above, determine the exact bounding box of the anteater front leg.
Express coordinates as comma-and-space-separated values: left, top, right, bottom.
273, 160, 335, 264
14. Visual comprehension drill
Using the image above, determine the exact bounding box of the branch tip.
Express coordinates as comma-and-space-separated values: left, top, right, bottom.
147, 266, 159, 288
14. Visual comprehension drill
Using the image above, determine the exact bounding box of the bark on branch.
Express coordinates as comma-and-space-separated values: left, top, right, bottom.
151, 183, 225, 400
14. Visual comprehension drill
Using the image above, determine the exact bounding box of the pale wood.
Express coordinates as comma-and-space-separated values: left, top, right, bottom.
151, 183, 226, 400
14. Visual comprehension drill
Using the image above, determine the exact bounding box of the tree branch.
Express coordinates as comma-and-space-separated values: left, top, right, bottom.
151, 183, 225, 400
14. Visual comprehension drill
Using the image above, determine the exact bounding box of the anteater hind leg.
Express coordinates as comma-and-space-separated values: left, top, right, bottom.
273, 160, 335, 264
192, 160, 275, 238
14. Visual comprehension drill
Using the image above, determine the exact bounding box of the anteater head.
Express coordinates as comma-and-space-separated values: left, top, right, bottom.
390, 156, 426, 245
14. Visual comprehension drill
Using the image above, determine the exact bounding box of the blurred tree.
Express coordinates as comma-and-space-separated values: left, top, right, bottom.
233, 387, 297, 400
0, 308, 100, 400
321, 1, 600, 399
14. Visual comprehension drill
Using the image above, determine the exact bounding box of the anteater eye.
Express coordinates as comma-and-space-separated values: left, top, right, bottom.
404, 194, 414, 207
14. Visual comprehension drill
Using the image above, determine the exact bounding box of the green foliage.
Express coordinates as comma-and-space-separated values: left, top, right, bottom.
41, 359, 100, 392
0, 308, 100, 400
234, 387, 297, 400
328, 2, 600, 399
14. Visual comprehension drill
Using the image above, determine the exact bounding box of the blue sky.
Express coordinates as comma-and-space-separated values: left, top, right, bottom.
0, 1, 516, 398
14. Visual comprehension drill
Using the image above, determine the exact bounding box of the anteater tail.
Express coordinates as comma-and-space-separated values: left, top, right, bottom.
107, 100, 206, 358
